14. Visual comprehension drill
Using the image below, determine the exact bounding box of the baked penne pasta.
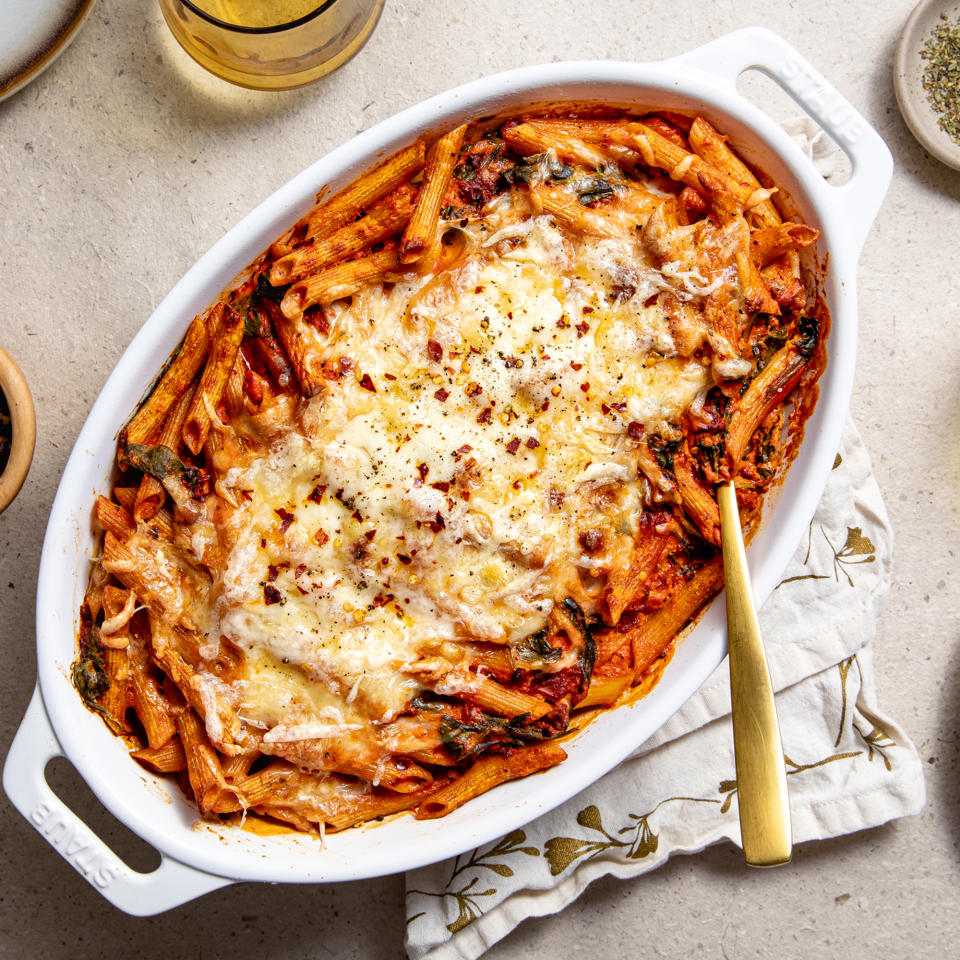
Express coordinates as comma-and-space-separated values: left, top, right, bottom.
73, 106, 827, 838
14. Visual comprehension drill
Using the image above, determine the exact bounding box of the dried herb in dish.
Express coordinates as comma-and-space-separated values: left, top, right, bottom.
921, 12, 960, 145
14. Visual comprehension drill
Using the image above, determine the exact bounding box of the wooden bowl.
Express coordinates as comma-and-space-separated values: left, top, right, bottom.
0, 345, 36, 513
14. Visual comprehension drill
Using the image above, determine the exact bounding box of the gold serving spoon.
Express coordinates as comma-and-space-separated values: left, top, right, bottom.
717, 481, 792, 867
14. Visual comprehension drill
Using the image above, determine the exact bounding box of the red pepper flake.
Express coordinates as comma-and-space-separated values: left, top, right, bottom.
275, 508, 295, 533
372, 593, 394, 607
611, 400, 627, 412
384, 372, 397, 381
507, 311, 514, 320
525, 437, 540, 449
434, 387, 450, 402
570, 361, 583, 371
549, 488, 564, 509
431, 480, 451, 493
397, 553, 412, 565
295, 564, 307, 578
263, 584, 283, 605
582, 305, 594, 314
464, 382, 482, 397
364, 529, 377, 542
415, 463, 429, 486
512, 480, 522, 489
358, 373, 376, 392
476, 407, 492, 424
601, 403, 611, 415
429, 512, 446, 532
575, 321, 590, 338
505, 437, 521, 454
266, 564, 280, 582
580, 382, 590, 393
627, 421, 644, 440
351, 509, 363, 522
307, 484, 327, 504
313, 528, 329, 546
426, 340, 443, 363
541, 400, 550, 412
474, 285, 484, 294
556, 316, 570, 329
643, 292, 660, 308
458, 443, 473, 453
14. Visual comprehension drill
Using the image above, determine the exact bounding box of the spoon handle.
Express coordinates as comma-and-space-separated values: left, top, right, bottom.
717, 482, 792, 867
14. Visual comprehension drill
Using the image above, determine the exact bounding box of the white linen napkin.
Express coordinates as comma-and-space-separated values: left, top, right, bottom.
403, 419, 925, 960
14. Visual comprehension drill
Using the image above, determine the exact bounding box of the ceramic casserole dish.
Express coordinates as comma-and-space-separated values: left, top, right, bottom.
3, 27, 892, 915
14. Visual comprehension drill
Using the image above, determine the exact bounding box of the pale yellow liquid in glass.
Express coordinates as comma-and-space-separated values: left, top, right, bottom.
191, 1, 323, 28
159, 0, 384, 90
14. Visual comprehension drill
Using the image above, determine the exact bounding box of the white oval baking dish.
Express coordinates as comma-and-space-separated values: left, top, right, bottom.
3, 26, 891, 915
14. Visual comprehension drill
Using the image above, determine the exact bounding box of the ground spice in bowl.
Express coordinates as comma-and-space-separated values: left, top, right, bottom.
921, 12, 960, 144
0, 388, 11, 477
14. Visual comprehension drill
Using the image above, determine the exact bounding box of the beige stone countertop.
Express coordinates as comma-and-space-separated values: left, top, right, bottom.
1, 1, 958, 957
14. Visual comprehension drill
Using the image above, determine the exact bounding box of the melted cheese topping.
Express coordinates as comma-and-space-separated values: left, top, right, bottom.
202, 212, 719, 754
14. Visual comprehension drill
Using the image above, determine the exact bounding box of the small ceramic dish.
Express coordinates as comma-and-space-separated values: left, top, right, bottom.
895, 0, 960, 171
0, 345, 37, 514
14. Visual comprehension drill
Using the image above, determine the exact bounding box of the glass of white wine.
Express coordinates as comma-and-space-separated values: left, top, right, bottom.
158, 0, 385, 90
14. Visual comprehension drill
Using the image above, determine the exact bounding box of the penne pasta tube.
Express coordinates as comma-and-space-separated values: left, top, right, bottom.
641, 115, 689, 149
750, 222, 819, 268
99, 646, 130, 726
259, 300, 324, 398
125, 314, 210, 445
304, 138, 427, 244
281, 245, 402, 317
408, 662, 553, 720
96, 495, 136, 542
252, 328, 296, 392
100, 584, 136, 650
326, 779, 452, 832
673, 453, 721, 546
223, 357, 246, 419
400, 124, 467, 264
501, 121, 609, 168
271, 182, 418, 285
626, 556, 725, 682
183, 303, 245, 455
130, 658, 177, 750
176, 710, 239, 814
605, 121, 756, 213
529, 183, 623, 239
112, 486, 138, 513
688, 116, 781, 227
416, 742, 566, 819
761, 250, 807, 312
577, 673, 632, 709
132, 738, 187, 773
602, 530, 672, 625
726, 340, 811, 469
134, 388, 194, 522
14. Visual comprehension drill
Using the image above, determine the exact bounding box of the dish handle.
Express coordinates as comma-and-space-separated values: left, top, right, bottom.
2, 686, 234, 916
670, 26, 893, 258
